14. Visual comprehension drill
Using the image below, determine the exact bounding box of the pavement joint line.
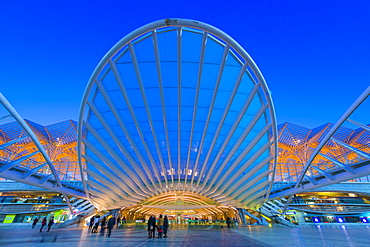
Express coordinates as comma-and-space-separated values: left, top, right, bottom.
205, 225, 214, 230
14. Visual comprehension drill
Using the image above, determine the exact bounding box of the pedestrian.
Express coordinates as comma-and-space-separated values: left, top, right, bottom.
40, 217, 47, 232
163, 215, 169, 238
100, 216, 107, 236
157, 214, 164, 238
157, 225, 163, 238
47, 217, 54, 232
234, 218, 238, 229
106, 216, 116, 237
92, 215, 100, 233
226, 217, 231, 228
89, 216, 95, 230
116, 216, 120, 228
147, 215, 156, 239
32, 218, 39, 229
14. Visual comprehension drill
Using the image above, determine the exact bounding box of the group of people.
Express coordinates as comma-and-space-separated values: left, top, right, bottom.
89, 215, 116, 237
31, 217, 54, 232
147, 214, 169, 239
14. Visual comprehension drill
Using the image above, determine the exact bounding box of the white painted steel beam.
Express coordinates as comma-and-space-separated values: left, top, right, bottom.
0, 136, 28, 150
241, 180, 270, 204
177, 27, 182, 187
94, 78, 160, 193
206, 124, 271, 196
22, 163, 48, 179
203, 104, 268, 195
86, 101, 156, 194
0, 151, 39, 172
184, 32, 208, 188
189, 44, 230, 190
304, 175, 318, 185
199, 83, 261, 194
346, 119, 370, 132
0, 114, 12, 122
84, 168, 139, 202
82, 137, 144, 197
195, 63, 248, 188
83, 121, 151, 196
332, 138, 370, 159
310, 166, 335, 180
128, 42, 170, 190
82, 142, 145, 201
152, 29, 175, 188
319, 153, 356, 174
108, 61, 164, 192
217, 146, 273, 197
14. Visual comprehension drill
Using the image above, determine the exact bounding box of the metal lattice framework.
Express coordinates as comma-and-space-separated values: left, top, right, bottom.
77, 18, 278, 210
0, 93, 88, 213
0, 119, 82, 182
271, 86, 370, 202
275, 121, 370, 182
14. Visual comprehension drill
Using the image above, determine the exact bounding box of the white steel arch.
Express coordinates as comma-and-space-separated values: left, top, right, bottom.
78, 18, 278, 210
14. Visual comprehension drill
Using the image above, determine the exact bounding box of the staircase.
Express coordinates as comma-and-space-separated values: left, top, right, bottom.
259, 199, 297, 227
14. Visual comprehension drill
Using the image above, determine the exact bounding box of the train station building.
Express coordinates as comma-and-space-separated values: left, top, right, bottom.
0, 19, 369, 226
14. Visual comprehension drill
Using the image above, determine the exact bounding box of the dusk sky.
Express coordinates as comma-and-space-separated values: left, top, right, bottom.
1, 1, 369, 128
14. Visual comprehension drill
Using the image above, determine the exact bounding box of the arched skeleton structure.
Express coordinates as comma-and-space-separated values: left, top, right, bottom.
78, 18, 278, 211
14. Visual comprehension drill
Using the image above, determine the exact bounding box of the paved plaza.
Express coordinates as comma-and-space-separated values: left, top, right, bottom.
0, 225, 369, 246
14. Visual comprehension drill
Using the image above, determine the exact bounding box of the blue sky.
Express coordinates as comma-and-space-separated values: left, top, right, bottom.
1, 0, 369, 128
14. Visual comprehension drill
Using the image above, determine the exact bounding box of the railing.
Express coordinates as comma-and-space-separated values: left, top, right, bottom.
0, 203, 68, 213
289, 204, 370, 213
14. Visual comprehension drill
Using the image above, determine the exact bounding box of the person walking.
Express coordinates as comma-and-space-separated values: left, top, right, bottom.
39, 217, 47, 232
47, 217, 54, 232
157, 214, 164, 238
92, 215, 100, 233
226, 217, 231, 228
32, 218, 39, 229
163, 215, 169, 238
116, 216, 120, 228
234, 218, 238, 229
106, 216, 116, 237
89, 216, 95, 230
147, 215, 156, 239
100, 216, 107, 236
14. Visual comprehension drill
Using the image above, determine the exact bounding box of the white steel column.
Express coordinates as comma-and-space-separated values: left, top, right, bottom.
184, 32, 208, 188
189, 43, 230, 190
152, 30, 175, 188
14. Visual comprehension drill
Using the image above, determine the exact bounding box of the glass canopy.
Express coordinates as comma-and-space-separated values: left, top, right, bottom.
78, 19, 278, 209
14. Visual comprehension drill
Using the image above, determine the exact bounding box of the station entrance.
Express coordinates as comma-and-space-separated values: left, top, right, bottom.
117, 192, 240, 226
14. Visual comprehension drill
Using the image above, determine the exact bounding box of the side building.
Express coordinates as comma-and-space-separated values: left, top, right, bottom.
0, 119, 91, 224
